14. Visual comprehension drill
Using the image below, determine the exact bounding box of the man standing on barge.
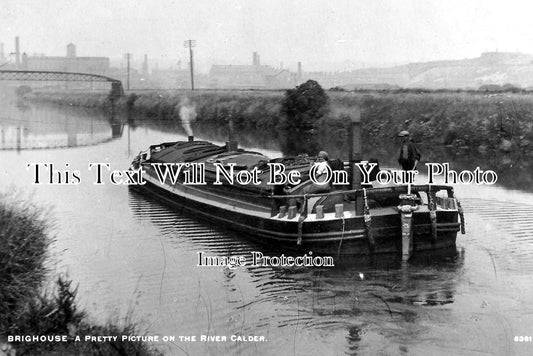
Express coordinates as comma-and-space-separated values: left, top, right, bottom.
398, 131, 421, 171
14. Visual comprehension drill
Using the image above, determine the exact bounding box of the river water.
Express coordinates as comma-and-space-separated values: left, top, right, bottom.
2, 94, 533, 356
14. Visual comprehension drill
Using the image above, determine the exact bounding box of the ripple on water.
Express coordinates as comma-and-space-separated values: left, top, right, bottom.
461, 198, 533, 274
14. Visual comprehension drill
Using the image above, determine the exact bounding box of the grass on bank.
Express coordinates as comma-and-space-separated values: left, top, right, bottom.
0, 192, 163, 356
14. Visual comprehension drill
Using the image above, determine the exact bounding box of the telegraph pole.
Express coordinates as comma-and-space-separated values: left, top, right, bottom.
183, 40, 196, 90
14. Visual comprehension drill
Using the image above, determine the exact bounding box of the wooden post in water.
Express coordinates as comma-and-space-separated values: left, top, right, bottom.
348, 107, 363, 214
226, 116, 238, 151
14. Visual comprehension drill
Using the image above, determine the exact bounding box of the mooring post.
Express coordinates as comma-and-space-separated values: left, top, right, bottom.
348, 107, 363, 214
398, 193, 419, 261
226, 116, 238, 151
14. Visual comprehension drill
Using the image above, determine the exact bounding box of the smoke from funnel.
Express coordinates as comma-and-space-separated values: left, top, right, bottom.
177, 97, 197, 136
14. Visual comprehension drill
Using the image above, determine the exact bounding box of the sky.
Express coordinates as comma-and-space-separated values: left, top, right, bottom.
2, 0, 533, 72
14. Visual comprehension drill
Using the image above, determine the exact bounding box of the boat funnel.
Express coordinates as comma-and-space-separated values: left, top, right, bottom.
188, 135, 194, 142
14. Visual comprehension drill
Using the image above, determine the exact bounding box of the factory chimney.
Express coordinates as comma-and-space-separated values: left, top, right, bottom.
66, 43, 76, 58
253, 52, 260, 66
297, 61, 303, 84
142, 54, 148, 76
15, 37, 20, 69
0, 43, 4, 61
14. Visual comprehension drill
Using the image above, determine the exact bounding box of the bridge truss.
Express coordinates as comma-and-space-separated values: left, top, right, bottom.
0, 70, 124, 96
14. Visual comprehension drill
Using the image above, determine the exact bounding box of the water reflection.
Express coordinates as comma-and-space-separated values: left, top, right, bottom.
0, 100, 123, 151
278, 128, 322, 156
128, 188, 464, 354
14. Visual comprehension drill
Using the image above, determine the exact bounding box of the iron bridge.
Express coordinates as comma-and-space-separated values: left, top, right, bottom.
0, 70, 124, 96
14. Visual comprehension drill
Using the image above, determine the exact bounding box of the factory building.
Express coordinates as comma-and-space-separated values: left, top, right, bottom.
21, 43, 110, 75
209, 52, 296, 89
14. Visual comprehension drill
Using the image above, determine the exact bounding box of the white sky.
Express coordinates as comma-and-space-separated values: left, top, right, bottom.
2, 0, 533, 72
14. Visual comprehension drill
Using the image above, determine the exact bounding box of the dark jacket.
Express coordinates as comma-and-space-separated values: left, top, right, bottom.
398, 140, 421, 170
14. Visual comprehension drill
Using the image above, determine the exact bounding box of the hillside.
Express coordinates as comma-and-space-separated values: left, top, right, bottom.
308, 52, 533, 90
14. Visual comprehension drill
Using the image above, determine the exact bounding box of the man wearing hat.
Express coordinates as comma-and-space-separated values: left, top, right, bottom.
303, 151, 331, 194
398, 131, 421, 171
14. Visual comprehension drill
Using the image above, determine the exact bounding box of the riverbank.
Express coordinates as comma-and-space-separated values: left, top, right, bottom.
26, 88, 533, 157
0, 193, 162, 356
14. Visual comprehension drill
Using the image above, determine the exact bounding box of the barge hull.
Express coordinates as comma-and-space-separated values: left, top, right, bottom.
131, 177, 460, 255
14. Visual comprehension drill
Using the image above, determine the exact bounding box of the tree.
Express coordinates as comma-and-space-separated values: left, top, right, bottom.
281, 80, 329, 130
279, 80, 329, 155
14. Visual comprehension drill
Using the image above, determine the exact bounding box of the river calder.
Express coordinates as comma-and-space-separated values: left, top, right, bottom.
3, 94, 533, 356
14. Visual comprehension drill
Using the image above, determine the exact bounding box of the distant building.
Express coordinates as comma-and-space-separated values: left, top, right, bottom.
21, 43, 110, 75
209, 53, 296, 89
149, 67, 193, 89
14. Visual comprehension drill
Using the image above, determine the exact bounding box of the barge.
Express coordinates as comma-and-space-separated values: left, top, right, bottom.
129, 135, 465, 258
